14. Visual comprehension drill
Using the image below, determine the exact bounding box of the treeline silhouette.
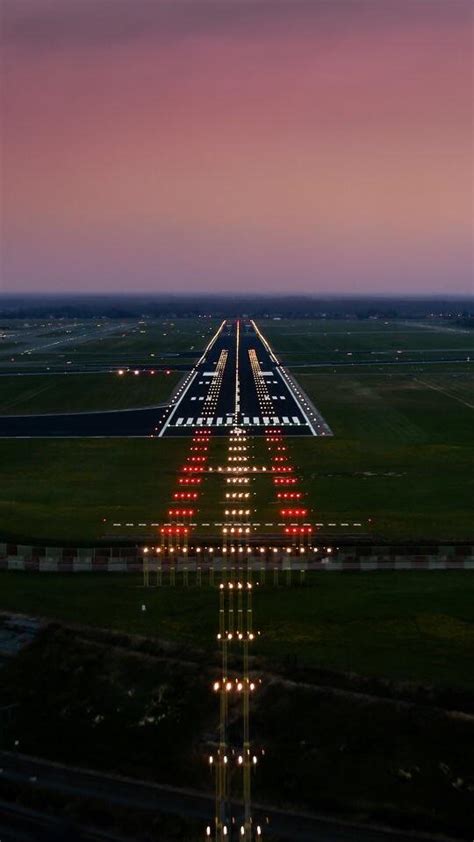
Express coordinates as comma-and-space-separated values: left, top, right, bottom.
1, 294, 473, 321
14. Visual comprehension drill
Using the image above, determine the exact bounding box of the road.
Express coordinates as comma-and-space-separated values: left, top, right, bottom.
0, 320, 332, 438
0, 752, 451, 842
0, 799, 131, 841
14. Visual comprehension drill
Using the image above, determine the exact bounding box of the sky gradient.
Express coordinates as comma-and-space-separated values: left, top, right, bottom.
1, 0, 472, 295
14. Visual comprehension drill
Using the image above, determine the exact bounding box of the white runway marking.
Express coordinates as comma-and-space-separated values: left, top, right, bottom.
414, 377, 474, 410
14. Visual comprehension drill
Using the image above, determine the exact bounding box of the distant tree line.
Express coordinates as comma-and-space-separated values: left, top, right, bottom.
0, 294, 472, 321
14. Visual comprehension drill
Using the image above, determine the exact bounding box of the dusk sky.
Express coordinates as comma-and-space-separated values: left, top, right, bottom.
2, 0, 472, 296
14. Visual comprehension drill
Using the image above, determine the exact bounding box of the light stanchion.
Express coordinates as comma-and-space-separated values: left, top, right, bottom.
209, 580, 261, 841
143, 547, 149, 588
155, 549, 162, 587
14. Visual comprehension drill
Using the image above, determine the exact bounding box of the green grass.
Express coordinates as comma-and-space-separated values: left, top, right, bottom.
0, 439, 184, 542
256, 318, 474, 540
0, 317, 220, 368
259, 318, 474, 364
1, 571, 474, 689
283, 368, 474, 539
0, 371, 180, 414
46, 319, 220, 362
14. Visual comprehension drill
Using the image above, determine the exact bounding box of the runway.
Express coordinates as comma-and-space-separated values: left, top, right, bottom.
159, 319, 332, 437
0, 320, 332, 438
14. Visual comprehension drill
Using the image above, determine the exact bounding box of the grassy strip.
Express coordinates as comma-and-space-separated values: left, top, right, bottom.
0, 372, 180, 415
1, 571, 474, 690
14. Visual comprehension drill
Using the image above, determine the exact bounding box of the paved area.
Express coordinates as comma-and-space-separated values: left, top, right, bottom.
0, 615, 41, 660
0, 320, 332, 438
160, 319, 332, 437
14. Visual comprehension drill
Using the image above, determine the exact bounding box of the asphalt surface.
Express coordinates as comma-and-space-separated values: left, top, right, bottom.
0, 799, 130, 842
0, 752, 447, 842
160, 319, 331, 437
0, 320, 332, 438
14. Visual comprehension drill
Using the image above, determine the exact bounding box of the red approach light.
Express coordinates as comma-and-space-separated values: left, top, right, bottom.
168, 508, 195, 517
161, 526, 189, 536
280, 508, 308, 518
284, 526, 312, 535
173, 492, 198, 500
182, 465, 205, 473
187, 456, 206, 463
277, 491, 303, 500
272, 456, 287, 462
271, 465, 293, 473
178, 477, 201, 485
274, 477, 297, 485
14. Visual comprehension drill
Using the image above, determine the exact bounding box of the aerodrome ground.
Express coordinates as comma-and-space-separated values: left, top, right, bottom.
0, 316, 472, 542
0, 320, 331, 437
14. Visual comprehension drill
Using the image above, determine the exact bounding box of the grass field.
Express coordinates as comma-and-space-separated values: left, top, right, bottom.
259, 318, 474, 365
1, 571, 474, 689
285, 367, 474, 539
256, 318, 474, 540
0, 371, 180, 414
0, 317, 220, 368
0, 317, 472, 542
0, 439, 189, 542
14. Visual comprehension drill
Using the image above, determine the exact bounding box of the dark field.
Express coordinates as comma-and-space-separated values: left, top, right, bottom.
0, 317, 220, 368
259, 318, 474, 364
0, 371, 180, 414
287, 368, 474, 539
2, 616, 474, 839
1, 571, 474, 690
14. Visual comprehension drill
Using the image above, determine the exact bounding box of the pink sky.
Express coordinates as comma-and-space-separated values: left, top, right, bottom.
1, 0, 472, 295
